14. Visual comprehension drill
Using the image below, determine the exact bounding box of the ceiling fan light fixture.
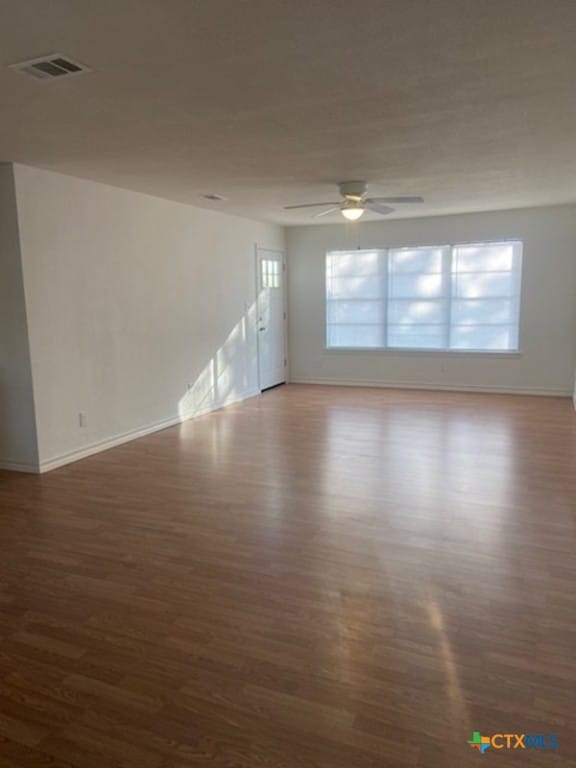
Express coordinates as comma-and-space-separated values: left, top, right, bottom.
283, 181, 423, 219
341, 204, 365, 221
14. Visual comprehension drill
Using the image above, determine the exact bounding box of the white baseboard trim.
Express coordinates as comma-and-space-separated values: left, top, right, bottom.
39, 414, 183, 473
38, 388, 260, 474
0, 459, 40, 474
176, 389, 261, 426
289, 377, 572, 397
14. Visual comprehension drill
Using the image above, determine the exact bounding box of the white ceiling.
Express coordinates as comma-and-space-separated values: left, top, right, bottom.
1, 0, 576, 225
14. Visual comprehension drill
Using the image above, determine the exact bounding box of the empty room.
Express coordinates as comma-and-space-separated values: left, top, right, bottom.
1, 1, 576, 766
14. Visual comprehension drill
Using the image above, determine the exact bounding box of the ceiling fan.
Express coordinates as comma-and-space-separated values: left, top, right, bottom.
284, 181, 423, 221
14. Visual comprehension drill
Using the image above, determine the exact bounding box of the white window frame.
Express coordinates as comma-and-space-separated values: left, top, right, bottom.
325, 239, 523, 354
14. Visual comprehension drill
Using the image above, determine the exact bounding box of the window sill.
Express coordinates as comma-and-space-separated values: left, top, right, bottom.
324, 347, 522, 357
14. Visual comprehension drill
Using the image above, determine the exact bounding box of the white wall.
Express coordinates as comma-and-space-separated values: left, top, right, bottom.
0, 164, 38, 471
287, 206, 576, 395
14, 164, 284, 471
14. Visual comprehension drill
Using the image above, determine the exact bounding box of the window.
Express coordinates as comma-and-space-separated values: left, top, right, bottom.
261, 258, 281, 288
326, 241, 522, 352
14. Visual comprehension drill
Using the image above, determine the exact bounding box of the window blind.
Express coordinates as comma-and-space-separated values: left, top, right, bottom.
326, 241, 522, 352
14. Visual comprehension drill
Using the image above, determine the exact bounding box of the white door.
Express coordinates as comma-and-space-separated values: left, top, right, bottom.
256, 249, 286, 390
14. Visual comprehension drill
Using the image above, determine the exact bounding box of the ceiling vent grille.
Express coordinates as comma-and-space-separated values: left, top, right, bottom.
9, 54, 90, 80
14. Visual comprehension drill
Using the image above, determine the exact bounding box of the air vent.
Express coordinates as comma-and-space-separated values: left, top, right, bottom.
9, 54, 90, 80
202, 193, 227, 201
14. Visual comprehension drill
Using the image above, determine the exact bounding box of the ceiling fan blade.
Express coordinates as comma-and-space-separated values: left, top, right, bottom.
314, 207, 340, 218
366, 203, 395, 216
284, 201, 340, 210
365, 196, 424, 204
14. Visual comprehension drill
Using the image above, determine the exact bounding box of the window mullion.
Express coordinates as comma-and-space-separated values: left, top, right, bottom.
511, 242, 522, 349
381, 249, 388, 348
443, 246, 453, 350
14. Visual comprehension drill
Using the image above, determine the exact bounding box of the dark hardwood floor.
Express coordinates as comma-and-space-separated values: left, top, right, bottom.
0, 384, 575, 767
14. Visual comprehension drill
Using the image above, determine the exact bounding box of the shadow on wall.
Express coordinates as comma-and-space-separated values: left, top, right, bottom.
0, 373, 7, 456
0, 370, 38, 468
0, 372, 21, 464
177, 299, 260, 421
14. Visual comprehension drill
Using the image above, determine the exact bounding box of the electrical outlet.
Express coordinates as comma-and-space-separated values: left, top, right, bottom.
78, 412, 87, 428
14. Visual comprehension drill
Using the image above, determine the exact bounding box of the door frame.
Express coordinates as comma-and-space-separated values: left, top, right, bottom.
254, 246, 288, 392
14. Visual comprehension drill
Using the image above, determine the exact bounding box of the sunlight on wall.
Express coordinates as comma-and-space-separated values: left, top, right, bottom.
177, 300, 260, 421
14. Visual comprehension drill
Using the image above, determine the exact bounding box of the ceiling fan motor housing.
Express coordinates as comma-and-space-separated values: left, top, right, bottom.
338, 180, 367, 200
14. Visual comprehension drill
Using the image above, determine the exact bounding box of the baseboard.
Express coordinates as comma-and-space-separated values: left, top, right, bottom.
39, 414, 184, 473
289, 377, 572, 397
38, 388, 260, 474
177, 387, 260, 423
0, 459, 40, 474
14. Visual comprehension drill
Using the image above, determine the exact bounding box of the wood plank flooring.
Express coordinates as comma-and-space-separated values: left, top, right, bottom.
0, 384, 575, 767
